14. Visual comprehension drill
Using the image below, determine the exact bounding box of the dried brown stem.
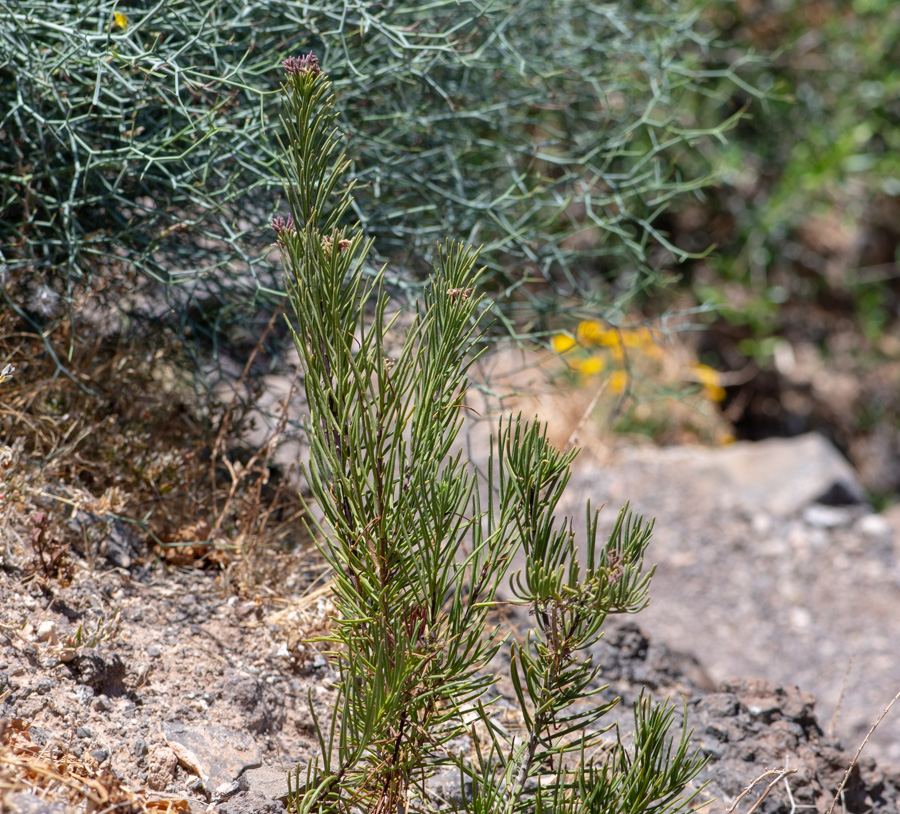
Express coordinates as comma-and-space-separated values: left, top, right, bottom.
827, 688, 900, 814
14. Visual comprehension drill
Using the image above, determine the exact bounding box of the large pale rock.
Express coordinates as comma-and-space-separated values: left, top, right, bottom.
684, 433, 864, 516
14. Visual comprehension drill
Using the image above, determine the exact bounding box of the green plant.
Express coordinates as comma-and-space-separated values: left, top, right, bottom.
1, 0, 745, 358
277, 55, 707, 814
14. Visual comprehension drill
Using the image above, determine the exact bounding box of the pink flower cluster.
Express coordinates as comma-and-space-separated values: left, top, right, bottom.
270, 214, 296, 246
282, 53, 321, 77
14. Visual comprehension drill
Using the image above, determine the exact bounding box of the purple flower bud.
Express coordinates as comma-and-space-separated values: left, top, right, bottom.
283, 52, 321, 77
271, 214, 296, 246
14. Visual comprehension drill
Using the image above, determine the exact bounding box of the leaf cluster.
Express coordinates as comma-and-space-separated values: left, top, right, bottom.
276, 59, 707, 814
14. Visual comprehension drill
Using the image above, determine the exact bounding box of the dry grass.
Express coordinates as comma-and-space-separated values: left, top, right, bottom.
827, 687, 900, 814
0, 305, 314, 594
0, 297, 322, 809
0, 718, 191, 813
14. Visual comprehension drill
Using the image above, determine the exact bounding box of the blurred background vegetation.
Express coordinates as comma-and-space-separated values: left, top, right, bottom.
1, 0, 741, 355
666, 0, 900, 504
1, 0, 898, 574
551, 0, 900, 508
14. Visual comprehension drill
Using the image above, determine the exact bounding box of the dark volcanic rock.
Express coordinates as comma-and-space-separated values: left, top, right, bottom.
582, 622, 900, 814
690, 677, 900, 814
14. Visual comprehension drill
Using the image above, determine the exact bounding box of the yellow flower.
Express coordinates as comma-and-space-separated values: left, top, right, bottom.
622, 327, 652, 349
576, 320, 602, 344
609, 370, 628, 394
551, 334, 576, 354
114, 11, 128, 29
577, 321, 621, 347
576, 356, 606, 377
691, 363, 720, 387
598, 330, 621, 347
691, 363, 726, 402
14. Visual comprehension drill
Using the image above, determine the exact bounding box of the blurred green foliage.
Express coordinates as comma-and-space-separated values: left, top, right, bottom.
1, 0, 748, 365
681, 0, 900, 356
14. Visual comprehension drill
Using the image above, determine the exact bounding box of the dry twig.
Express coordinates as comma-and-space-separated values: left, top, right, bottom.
827, 688, 900, 814
726, 764, 798, 814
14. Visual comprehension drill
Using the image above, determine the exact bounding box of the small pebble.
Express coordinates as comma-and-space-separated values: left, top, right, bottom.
29, 726, 51, 746
856, 513, 891, 539
33, 678, 53, 695
75, 685, 94, 705
5, 792, 67, 814
802, 504, 853, 529
215, 780, 241, 799
91, 746, 110, 764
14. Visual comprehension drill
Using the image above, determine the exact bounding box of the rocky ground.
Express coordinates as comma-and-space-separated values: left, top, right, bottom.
557, 433, 900, 765
2, 426, 899, 814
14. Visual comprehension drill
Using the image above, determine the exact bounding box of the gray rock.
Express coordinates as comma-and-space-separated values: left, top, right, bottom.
856, 513, 893, 540
528, 432, 900, 761
91, 746, 110, 764
216, 792, 286, 814
679, 433, 865, 517
689, 677, 900, 814
221, 671, 286, 735
163, 721, 264, 794
132, 736, 149, 758
571, 626, 900, 814
214, 765, 299, 814
4, 792, 70, 814
425, 765, 472, 808
238, 765, 293, 801
33, 678, 53, 695
214, 780, 242, 799
802, 504, 859, 528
